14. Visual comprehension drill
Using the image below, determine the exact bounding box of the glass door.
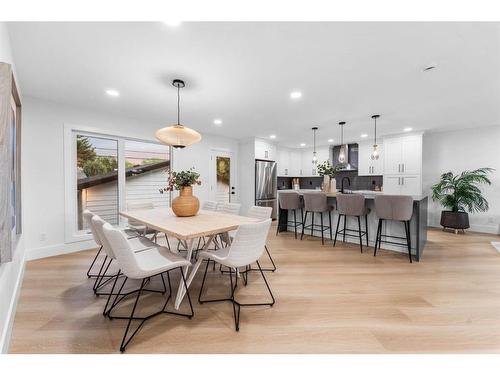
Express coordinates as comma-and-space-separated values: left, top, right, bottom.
210, 150, 236, 205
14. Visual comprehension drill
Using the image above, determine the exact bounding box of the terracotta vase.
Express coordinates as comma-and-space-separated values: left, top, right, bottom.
172, 186, 200, 217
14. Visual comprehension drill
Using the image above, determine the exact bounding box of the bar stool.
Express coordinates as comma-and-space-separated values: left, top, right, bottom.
373, 195, 414, 263
276, 191, 303, 239
333, 193, 370, 252
301, 192, 333, 245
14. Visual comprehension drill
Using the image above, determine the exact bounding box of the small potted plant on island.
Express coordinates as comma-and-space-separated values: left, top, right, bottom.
317, 160, 341, 193
431, 167, 494, 233
160, 168, 202, 217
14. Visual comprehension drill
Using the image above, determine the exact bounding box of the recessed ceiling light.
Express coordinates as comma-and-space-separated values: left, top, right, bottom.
300, 143, 306, 147
404, 127, 413, 132
163, 21, 182, 27
328, 139, 334, 143
269, 135, 276, 139
105, 89, 120, 97
360, 134, 368, 138
213, 119, 223, 126
290, 91, 302, 99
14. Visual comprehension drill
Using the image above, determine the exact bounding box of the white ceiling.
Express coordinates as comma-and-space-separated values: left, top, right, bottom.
7, 22, 500, 148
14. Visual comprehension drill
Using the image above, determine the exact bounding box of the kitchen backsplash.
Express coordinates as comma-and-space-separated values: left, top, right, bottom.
277, 171, 383, 191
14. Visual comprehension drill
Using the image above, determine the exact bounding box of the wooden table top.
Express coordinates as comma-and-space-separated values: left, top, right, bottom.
120, 208, 259, 240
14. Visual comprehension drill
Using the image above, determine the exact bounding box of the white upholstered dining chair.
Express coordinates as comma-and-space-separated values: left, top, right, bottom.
197, 219, 274, 331
101, 222, 194, 352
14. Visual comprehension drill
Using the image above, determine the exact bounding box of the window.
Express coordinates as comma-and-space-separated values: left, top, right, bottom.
66, 126, 171, 242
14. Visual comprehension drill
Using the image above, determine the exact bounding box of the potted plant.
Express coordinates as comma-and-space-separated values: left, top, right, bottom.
431, 167, 493, 233
317, 160, 341, 192
160, 168, 201, 217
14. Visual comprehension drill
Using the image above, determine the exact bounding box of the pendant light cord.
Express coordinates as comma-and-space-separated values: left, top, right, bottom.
374, 116, 377, 145
177, 85, 180, 125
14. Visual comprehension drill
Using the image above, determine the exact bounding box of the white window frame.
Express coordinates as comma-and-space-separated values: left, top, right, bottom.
63, 123, 171, 243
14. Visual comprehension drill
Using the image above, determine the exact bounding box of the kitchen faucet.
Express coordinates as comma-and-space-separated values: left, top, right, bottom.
341, 176, 351, 194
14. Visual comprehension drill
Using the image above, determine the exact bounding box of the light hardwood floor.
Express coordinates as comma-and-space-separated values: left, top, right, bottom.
9, 226, 500, 353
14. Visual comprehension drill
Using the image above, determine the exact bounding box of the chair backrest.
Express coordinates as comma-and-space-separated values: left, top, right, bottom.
303, 192, 329, 212
374, 195, 413, 221
224, 219, 272, 268
82, 209, 101, 246
127, 202, 155, 226
101, 223, 139, 278
91, 215, 116, 259
219, 202, 241, 215
336, 193, 366, 216
278, 191, 301, 210
202, 200, 219, 211
247, 205, 272, 221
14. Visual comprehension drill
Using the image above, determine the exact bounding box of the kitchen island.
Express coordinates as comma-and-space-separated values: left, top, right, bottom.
277, 189, 428, 261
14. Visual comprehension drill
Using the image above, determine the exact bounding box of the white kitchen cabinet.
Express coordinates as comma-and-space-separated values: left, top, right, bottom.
289, 151, 302, 176
383, 134, 422, 176
277, 148, 290, 176
255, 138, 276, 161
383, 175, 421, 195
358, 140, 384, 176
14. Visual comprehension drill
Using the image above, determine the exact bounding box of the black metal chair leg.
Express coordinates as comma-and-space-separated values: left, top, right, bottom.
119, 279, 146, 352
333, 214, 341, 247
365, 215, 369, 247
264, 245, 277, 272
357, 216, 363, 253
103, 270, 121, 316
320, 213, 324, 245
86, 246, 103, 278
301, 211, 308, 240
198, 259, 211, 304
310, 212, 314, 237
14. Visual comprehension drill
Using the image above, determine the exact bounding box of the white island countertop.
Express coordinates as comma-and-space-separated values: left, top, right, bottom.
277, 189, 428, 201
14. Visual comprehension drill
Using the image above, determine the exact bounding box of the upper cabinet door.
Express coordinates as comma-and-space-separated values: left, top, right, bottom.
357, 141, 372, 176
383, 138, 402, 175
276, 148, 290, 176
255, 139, 276, 161
371, 142, 384, 175
289, 151, 302, 176
401, 136, 422, 175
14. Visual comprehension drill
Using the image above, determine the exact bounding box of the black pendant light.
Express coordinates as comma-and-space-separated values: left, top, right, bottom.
371, 115, 380, 160
155, 79, 202, 148
338, 121, 347, 163
311, 127, 318, 164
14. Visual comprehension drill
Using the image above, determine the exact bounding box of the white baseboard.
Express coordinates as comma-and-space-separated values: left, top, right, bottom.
0, 252, 26, 354
26, 240, 96, 261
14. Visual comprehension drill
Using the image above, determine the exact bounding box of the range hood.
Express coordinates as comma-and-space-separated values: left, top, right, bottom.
331, 143, 359, 171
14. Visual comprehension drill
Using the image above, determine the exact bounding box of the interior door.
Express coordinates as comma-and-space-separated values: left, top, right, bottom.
210, 150, 236, 205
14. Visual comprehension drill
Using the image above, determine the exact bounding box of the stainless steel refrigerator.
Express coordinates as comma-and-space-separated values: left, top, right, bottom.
255, 160, 277, 219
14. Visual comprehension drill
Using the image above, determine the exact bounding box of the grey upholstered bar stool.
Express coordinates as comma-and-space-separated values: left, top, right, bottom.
373, 195, 414, 263
301, 192, 333, 245
277, 191, 303, 239
333, 193, 370, 252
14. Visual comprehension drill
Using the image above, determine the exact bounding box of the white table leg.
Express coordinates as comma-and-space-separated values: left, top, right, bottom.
174, 235, 215, 310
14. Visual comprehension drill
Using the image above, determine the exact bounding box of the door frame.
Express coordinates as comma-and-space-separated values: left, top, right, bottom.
209, 148, 237, 204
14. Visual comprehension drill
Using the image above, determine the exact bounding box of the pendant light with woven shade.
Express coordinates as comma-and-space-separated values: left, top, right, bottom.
155, 79, 202, 148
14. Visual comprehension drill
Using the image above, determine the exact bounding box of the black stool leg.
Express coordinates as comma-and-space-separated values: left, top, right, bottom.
320, 213, 324, 245
405, 220, 412, 263
310, 212, 314, 237
365, 215, 369, 247
276, 205, 280, 236
357, 216, 363, 253
329, 211, 332, 240
374, 219, 382, 256
301, 211, 308, 240
333, 214, 341, 247
293, 209, 297, 239
343, 215, 347, 242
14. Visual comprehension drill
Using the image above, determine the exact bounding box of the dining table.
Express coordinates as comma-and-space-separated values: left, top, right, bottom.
119, 208, 259, 309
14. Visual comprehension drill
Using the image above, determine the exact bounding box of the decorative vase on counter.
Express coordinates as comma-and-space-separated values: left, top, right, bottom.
322, 175, 330, 192
172, 186, 200, 217
330, 177, 337, 193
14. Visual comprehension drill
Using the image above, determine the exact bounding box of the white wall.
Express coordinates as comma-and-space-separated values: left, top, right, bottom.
423, 125, 500, 234
0, 22, 25, 354
22, 96, 239, 256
